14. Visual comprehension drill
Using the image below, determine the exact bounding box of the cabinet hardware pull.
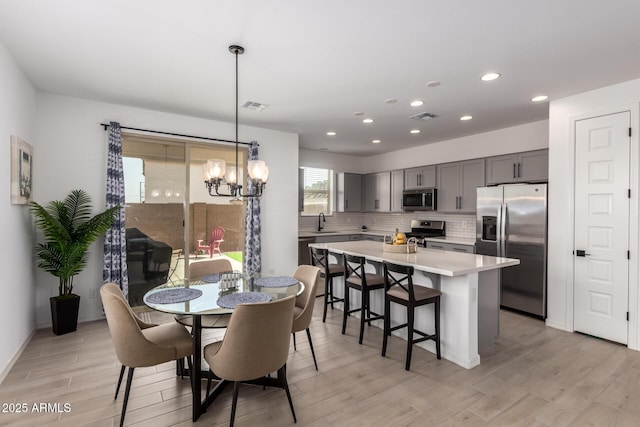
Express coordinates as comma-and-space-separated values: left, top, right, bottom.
517, 162, 521, 178
513, 163, 516, 178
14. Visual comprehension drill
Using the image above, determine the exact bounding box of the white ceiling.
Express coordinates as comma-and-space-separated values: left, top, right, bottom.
2, 0, 640, 156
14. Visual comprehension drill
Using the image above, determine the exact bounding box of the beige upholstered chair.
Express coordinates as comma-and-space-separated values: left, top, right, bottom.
292, 265, 322, 370
101, 283, 193, 427
174, 258, 234, 328
187, 258, 232, 278
203, 295, 297, 427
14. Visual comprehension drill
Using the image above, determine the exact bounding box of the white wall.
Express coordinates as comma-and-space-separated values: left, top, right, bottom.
299, 148, 365, 174
364, 120, 549, 173
0, 42, 38, 380
34, 93, 299, 327
547, 78, 640, 350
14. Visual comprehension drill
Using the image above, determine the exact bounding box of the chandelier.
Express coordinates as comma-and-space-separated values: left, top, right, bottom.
203, 45, 269, 198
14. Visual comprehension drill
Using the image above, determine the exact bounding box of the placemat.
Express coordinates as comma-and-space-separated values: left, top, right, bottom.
201, 274, 221, 283
217, 292, 271, 309
146, 288, 203, 304
255, 276, 298, 288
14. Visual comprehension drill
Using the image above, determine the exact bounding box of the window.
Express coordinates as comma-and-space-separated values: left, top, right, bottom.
300, 167, 334, 216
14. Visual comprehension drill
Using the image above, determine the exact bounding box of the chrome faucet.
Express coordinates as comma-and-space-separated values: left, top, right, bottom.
318, 212, 325, 231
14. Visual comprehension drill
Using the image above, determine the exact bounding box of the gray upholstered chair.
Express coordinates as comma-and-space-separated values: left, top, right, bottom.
174, 258, 233, 329
100, 283, 193, 427
292, 265, 322, 370
203, 295, 297, 427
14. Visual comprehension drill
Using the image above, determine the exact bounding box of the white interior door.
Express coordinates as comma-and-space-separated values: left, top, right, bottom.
574, 111, 630, 344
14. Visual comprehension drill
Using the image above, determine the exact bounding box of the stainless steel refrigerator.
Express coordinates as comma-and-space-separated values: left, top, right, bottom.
476, 184, 548, 318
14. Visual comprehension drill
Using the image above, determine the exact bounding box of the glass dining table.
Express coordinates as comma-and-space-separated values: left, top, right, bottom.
143, 271, 304, 422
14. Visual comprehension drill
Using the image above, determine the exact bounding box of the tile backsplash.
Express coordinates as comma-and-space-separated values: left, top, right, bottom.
300, 211, 476, 239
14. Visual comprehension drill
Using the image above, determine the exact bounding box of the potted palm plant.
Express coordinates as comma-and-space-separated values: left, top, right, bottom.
30, 189, 118, 335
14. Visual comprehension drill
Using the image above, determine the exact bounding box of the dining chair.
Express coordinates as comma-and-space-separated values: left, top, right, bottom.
292, 264, 322, 370
100, 283, 194, 427
342, 254, 385, 344
203, 295, 297, 427
381, 261, 441, 370
309, 246, 344, 322
174, 258, 233, 329
196, 226, 225, 258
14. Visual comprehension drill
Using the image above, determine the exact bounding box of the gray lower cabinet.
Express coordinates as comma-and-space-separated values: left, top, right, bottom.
361, 234, 384, 242
298, 234, 364, 265
436, 159, 485, 213
426, 241, 475, 253
337, 173, 362, 212
485, 149, 548, 185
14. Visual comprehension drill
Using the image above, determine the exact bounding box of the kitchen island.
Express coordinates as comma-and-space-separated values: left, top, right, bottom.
309, 240, 519, 369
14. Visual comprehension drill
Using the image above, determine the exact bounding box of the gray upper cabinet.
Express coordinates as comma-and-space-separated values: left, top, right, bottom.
364, 172, 391, 212
437, 159, 485, 213
390, 169, 404, 212
485, 149, 548, 185
337, 172, 362, 212
404, 166, 436, 190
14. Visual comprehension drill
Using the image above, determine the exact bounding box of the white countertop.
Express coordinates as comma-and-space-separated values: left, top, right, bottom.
298, 229, 388, 238
309, 240, 518, 277
422, 236, 476, 246
299, 230, 476, 246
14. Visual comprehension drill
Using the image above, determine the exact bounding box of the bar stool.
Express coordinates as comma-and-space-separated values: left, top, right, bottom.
382, 261, 441, 370
310, 247, 345, 322
342, 254, 385, 344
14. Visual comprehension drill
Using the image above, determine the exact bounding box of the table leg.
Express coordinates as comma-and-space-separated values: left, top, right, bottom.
192, 314, 202, 421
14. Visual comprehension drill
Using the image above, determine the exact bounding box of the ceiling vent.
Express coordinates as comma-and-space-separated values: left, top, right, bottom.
242, 101, 268, 111
410, 112, 437, 121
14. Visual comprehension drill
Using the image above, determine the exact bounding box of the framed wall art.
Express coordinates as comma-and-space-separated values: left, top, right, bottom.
10, 135, 33, 205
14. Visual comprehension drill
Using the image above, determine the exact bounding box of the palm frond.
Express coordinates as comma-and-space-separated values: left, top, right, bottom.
30, 189, 118, 296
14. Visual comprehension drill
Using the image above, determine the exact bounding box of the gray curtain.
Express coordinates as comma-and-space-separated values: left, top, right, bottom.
244, 141, 261, 275
103, 122, 129, 296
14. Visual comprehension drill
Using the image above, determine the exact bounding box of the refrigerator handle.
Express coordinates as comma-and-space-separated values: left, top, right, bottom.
500, 203, 508, 256
496, 202, 503, 256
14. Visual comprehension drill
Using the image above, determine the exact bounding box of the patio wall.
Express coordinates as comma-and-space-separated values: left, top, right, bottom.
126, 203, 244, 253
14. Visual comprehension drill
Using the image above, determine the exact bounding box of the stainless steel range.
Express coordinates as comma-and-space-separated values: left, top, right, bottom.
404, 220, 445, 246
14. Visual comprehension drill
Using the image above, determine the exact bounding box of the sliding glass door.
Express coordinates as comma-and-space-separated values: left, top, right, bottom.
122, 134, 246, 307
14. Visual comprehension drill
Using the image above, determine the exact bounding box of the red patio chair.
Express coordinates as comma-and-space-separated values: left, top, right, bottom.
196, 226, 225, 258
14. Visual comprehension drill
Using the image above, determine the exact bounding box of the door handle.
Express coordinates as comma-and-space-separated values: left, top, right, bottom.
575, 250, 591, 257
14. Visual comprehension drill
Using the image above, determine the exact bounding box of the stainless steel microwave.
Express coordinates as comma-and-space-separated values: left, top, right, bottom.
402, 188, 437, 211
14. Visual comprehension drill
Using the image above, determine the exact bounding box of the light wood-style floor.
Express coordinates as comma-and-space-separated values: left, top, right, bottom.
2, 299, 640, 426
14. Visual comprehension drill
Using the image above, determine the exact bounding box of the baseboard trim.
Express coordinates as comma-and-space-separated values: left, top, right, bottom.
0, 328, 37, 385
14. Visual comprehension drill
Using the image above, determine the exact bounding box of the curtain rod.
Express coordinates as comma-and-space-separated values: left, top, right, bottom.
100, 123, 254, 146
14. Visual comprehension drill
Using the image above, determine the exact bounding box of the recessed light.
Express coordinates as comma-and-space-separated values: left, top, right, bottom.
481, 72, 501, 81
372, 139, 381, 144
410, 100, 424, 107
426, 81, 440, 88
531, 95, 548, 102
326, 131, 337, 136
362, 118, 374, 124
385, 98, 397, 104
354, 111, 364, 116
460, 115, 473, 121
410, 129, 421, 134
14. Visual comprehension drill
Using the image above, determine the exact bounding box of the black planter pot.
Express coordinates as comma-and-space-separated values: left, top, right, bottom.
50, 294, 80, 335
